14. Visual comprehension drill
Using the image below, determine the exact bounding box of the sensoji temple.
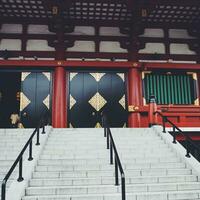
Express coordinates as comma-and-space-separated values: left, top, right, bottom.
0, 0, 200, 129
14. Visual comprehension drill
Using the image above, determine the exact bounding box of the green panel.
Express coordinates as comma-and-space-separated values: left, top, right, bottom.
144, 73, 195, 105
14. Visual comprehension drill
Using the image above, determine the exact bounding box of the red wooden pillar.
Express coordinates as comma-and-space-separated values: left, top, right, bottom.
52, 66, 67, 128
128, 68, 141, 127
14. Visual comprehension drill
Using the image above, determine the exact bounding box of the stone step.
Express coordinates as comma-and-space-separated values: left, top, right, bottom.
37, 157, 181, 165
22, 190, 200, 200
32, 168, 192, 179
29, 175, 198, 187
42, 147, 171, 153
39, 152, 176, 159
34, 162, 186, 172
26, 182, 200, 196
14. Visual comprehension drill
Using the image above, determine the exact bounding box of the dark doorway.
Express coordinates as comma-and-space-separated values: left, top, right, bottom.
0, 72, 21, 128
68, 72, 128, 128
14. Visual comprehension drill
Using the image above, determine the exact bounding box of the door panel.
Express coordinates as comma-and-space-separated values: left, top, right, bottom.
20, 72, 51, 128
69, 72, 127, 128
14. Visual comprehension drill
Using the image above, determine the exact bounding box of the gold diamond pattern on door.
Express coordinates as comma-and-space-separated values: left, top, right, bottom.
20, 92, 31, 111
70, 95, 76, 109
119, 95, 126, 109
88, 92, 107, 111
43, 94, 50, 109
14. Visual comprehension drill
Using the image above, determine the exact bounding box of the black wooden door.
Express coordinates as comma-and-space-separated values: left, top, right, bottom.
69, 72, 127, 128
20, 72, 51, 128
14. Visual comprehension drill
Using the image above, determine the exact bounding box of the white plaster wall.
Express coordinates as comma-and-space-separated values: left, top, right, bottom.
170, 44, 196, 55
27, 40, 54, 51
100, 41, 128, 53
68, 26, 95, 35
28, 25, 55, 34
0, 24, 22, 33
169, 29, 196, 39
139, 43, 165, 54
140, 28, 164, 38
99, 27, 127, 36
0, 39, 21, 50
67, 41, 95, 52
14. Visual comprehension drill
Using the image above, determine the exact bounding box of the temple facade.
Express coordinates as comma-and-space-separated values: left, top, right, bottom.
0, 0, 200, 128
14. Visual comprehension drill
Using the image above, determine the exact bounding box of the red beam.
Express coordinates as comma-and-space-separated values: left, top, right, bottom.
0, 60, 138, 68
143, 62, 200, 70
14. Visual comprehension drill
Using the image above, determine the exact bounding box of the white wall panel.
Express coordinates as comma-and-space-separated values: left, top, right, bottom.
139, 43, 165, 54
68, 26, 95, 35
27, 40, 54, 51
0, 39, 21, 50
28, 25, 55, 34
100, 41, 127, 52
0, 24, 22, 33
140, 29, 164, 38
170, 44, 196, 55
99, 27, 127, 36
67, 41, 95, 52
169, 29, 195, 39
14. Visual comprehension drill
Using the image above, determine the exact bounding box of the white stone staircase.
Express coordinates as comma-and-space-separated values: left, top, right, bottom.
19, 127, 200, 200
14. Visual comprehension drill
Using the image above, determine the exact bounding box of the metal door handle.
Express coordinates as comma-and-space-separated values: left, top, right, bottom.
92, 112, 95, 116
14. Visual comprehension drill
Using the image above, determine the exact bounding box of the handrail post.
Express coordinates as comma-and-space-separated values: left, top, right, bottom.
28, 140, 33, 161
110, 142, 113, 164
107, 128, 109, 149
17, 157, 24, 182
121, 174, 126, 200
1, 180, 6, 200
185, 140, 191, 158
172, 126, 177, 144
42, 124, 45, 134
115, 156, 119, 185
149, 94, 157, 127
36, 128, 40, 145
162, 116, 166, 133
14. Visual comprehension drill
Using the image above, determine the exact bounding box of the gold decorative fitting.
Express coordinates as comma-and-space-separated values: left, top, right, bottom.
21, 72, 31, 81
128, 105, 135, 112
193, 73, 197, 81
194, 98, 199, 106
143, 97, 147, 105
134, 106, 139, 110
141, 9, 147, 17
42, 72, 51, 81
133, 63, 138, 67
95, 122, 102, 128
52, 6, 58, 15
119, 95, 126, 109
142, 71, 152, 80
20, 92, 31, 111
70, 95, 76, 109
89, 92, 107, 111
117, 73, 125, 81
70, 73, 78, 81
89, 73, 105, 82
43, 95, 50, 109
57, 61, 62, 65
69, 123, 73, 128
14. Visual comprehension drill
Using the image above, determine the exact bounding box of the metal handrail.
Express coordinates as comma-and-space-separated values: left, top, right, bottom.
1, 113, 49, 200
102, 113, 126, 200
154, 111, 200, 158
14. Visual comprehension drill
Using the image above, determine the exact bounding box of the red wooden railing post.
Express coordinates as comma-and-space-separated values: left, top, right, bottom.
149, 94, 157, 127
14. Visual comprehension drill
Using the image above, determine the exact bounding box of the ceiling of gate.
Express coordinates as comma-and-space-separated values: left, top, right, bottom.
0, 0, 200, 28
